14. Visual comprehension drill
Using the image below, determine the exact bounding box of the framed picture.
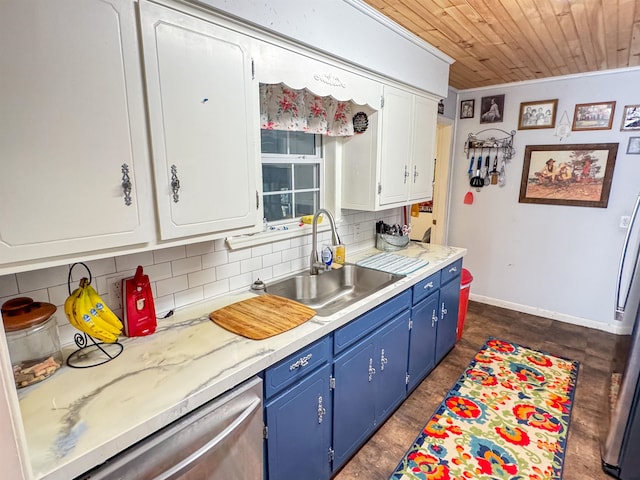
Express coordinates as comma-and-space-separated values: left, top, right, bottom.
621, 105, 640, 131
628, 137, 640, 154
480, 94, 504, 124
572, 101, 616, 131
518, 143, 619, 208
460, 99, 475, 119
518, 99, 558, 130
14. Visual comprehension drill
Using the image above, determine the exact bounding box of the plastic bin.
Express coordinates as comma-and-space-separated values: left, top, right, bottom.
457, 268, 473, 340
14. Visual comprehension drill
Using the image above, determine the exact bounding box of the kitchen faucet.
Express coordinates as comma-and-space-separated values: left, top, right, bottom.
310, 208, 341, 275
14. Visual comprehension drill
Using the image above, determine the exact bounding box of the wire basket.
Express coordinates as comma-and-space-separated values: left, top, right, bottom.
376, 233, 410, 251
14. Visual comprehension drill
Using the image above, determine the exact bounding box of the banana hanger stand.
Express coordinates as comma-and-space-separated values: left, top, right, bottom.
65, 263, 123, 368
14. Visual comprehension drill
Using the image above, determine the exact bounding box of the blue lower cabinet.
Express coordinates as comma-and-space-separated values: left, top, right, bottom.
332, 312, 410, 471
407, 292, 438, 392
435, 274, 460, 364
265, 364, 332, 480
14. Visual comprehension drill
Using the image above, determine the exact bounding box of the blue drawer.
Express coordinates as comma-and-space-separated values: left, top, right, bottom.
412, 271, 440, 305
265, 336, 332, 398
334, 290, 411, 354
441, 259, 463, 285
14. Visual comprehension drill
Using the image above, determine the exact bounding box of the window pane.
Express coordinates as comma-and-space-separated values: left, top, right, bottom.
261, 130, 287, 154
289, 131, 316, 155
295, 191, 318, 216
262, 164, 292, 193
294, 164, 318, 190
263, 193, 293, 222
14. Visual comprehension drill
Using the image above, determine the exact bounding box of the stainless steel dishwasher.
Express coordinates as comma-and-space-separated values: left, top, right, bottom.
78, 377, 263, 479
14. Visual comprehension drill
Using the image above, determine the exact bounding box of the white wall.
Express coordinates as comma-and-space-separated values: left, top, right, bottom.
448, 68, 640, 334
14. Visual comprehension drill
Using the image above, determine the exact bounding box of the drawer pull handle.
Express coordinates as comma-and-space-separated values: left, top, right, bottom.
380, 348, 388, 371
289, 353, 313, 371
317, 395, 326, 424
121, 164, 132, 206
368, 358, 376, 382
448, 266, 458, 273
423, 281, 434, 289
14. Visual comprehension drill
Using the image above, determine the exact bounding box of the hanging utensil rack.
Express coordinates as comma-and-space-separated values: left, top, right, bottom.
463, 129, 516, 189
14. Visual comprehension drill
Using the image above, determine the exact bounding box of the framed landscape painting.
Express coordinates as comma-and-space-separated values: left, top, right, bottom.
519, 143, 619, 208
572, 101, 616, 131
621, 105, 640, 131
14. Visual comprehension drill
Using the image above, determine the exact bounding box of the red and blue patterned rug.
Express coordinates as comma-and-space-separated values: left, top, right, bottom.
390, 338, 579, 479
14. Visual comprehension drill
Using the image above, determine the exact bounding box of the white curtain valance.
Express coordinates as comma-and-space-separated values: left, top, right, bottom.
260, 83, 355, 136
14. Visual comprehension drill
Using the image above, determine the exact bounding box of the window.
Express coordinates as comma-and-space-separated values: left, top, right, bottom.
261, 130, 322, 223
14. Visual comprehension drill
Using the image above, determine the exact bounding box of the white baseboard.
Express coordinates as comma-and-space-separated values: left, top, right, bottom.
469, 293, 631, 336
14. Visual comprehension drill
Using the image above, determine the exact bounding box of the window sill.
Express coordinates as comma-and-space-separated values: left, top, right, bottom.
226, 222, 331, 250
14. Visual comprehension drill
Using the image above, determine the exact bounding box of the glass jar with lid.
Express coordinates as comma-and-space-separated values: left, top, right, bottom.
1, 297, 63, 388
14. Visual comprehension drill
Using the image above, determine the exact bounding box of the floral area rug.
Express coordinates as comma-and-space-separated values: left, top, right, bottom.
390, 338, 579, 480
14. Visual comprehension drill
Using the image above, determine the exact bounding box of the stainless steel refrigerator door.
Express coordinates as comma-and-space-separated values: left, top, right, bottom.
615, 194, 640, 322
77, 376, 263, 480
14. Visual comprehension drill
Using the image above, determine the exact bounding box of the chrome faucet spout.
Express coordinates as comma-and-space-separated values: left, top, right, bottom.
310, 208, 341, 275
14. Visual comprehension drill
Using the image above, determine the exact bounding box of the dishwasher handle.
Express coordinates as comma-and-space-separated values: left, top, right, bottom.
154, 397, 261, 480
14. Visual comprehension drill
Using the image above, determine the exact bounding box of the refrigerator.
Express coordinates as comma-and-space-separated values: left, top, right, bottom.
602, 193, 640, 478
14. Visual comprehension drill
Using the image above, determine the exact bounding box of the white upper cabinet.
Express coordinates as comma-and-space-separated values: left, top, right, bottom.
0, 0, 153, 265
342, 85, 438, 211
139, 1, 262, 240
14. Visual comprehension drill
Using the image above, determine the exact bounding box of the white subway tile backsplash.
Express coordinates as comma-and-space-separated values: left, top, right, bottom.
17, 265, 68, 292
0, 275, 19, 298
2, 207, 402, 347
188, 268, 216, 288
171, 256, 202, 277
174, 286, 204, 309
216, 262, 241, 280
156, 275, 188, 297
240, 257, 262, 274
186, 241, 215, 257
202, 251, 228, 269
153, 246, 186, 264
115, 251, 154, 271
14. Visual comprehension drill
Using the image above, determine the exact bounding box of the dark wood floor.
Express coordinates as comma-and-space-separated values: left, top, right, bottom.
334, 301, 619, 480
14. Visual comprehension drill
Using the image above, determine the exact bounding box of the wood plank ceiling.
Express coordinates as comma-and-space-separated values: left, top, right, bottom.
364, 0, 640, 90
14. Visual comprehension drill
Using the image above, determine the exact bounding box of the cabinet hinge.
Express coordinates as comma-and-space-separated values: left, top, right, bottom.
377, 182, 382, 194
328, 447, 335, 463
263, 425, 268, 439
380, 95, 384, 108
405, 373, 410, 385
329, 376, 336, 390
408, 319, 413, 330
251, 58, 255, 80
256, 190, 260, 209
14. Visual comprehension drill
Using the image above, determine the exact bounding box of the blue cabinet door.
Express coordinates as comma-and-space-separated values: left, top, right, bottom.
265, 364, 332, 480
408, 292, 438, 391
332, 337, 376, 471
435, 275, 460, 364
374, 311, 410, 424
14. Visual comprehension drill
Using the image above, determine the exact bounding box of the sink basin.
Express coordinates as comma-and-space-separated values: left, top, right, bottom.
264, 264, 404, 316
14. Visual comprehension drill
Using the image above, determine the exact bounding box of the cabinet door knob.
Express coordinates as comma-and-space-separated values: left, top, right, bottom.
170, 165, 181, 203
121, 164, 132, 206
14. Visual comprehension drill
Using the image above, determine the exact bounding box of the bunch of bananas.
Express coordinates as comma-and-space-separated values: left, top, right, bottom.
64, 278, 123, 343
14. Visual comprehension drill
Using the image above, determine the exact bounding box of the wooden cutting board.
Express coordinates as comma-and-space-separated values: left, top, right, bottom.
209, 294, 316, 340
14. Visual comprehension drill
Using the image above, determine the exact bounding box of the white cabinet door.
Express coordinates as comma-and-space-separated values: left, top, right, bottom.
0, 0, 152, 265
140, 1, 261, 240
409, 95, 437, 202
379, 86, 413, 206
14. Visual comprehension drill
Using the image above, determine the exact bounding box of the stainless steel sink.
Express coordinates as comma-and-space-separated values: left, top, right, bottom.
264, 264, 404, 316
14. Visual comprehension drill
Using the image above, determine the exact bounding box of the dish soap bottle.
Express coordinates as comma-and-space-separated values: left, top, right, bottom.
321, 245, 333, 269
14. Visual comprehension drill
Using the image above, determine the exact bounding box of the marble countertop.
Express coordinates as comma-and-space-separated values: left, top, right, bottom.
18, 243, 465, 480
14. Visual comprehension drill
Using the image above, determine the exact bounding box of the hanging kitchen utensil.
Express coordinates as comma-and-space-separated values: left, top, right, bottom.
463, 190, 474, 205
490, 153, 499, 185
498, 159, 506, 187
483, 150, 491, 186
469, 150, 484, 191
467, 150, 475, 178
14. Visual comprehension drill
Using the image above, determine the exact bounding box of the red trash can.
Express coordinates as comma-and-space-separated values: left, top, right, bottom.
457, 268, 473, 340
